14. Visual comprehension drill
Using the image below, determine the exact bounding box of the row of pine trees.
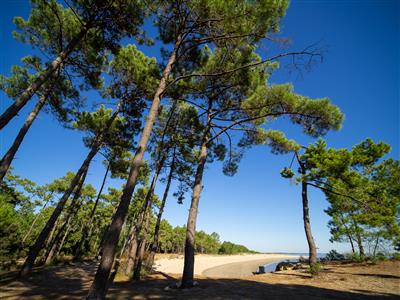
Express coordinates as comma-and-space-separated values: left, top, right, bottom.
0, 1, 399, 299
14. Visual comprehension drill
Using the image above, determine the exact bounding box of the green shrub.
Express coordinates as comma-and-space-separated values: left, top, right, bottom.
349, 253, 364, 263
375, 252, 387, 261
308, 262, 321, 276
392, 253, 400, 261
325, 250, 345, 261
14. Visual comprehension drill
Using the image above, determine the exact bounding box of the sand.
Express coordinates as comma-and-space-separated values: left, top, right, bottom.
153, 253, 298, 276
1, 260, 399, 299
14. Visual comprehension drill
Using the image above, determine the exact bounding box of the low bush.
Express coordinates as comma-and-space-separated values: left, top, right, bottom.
308, 262, 321, 276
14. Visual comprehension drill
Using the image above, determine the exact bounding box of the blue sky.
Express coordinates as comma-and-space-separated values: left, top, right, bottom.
1, 0, 399, 253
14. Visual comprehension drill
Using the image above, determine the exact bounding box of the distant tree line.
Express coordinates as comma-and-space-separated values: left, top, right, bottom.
0, 171, 253, 270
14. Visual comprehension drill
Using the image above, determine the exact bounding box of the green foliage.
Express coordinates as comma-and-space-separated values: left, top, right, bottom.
308, 262, 321, 276
264, 130, 300, 154
280, 167, 295, 179
218, 241, 254, 255
325, 250, 345, 261
392, 252, 400, 261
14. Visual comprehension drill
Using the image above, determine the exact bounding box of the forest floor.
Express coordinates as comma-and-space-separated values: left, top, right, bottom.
0, 260, 399, 299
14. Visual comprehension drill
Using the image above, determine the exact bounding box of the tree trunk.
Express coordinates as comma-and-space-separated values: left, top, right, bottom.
124, 156, 165, 276
356, 234, 365, 257
0, 91, 49, 182
373, 236, 380, 257
45, 216, 73, 265
21, 192, 54, 247
181, 133, 208, 288
296, 155, 318, 266
340, 215, 355, 254
350, 217, 365, 257
301, 180, 318, 265
86, 37, 180, 299
148, 152, 176, 268
44, 169, 87, 265
20, 101, 120, 278
124, 226, 139, 275
0, 27, 88, 130
74, 164, 110, 261
132, 209, 151, 281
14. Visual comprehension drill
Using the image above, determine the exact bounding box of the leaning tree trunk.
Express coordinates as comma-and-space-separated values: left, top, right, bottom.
44, 171, 87, 265
356, 233, 365, 257
373, 236, 380, 257
124, 156, 165, 276
45, 216, 73, 265
132, 207, 152, 281
147, 152, 176, 268
0, 27, 88, 130
350, 216, 365, 257
0, 90, 49, 182
181, 132, 209, 288
21, 192, 54, 248
74, 163, 110, 261
86, 36, 180, 299
296, 156, 318, 266
20, 153, 92, 277
301, 180, 318, 265
340, 214, 355, 254
19, 101, 120, 278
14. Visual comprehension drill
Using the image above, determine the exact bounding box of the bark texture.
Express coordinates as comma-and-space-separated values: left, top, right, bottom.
297, 155, 317, 266
45, 171, 87, 265
147, 153, 176, 268
74, 164, 110, 261
181, 133, 208, 288
86, 38, 180, 299
19, 101, 120, 278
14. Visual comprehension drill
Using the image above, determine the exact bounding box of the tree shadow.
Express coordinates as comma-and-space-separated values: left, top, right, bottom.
326, 271, 400, 280
110, 277, 399, 300
0, 263, 399, 300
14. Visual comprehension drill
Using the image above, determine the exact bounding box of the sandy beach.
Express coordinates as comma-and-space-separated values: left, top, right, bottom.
153, 253, 298, 277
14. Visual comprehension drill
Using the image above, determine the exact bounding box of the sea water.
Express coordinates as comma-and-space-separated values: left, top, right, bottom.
260, 253, 327, 273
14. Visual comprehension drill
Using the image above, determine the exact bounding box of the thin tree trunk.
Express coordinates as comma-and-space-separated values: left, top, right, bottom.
74, 164, 110, 261
20, 154, 91, 276
373, 236, 380, 257
296, 155, 318, 266
339, 214, 355, 254
356, 234, 365, 257
21, 192, 54, 247
148, 152, 176, 268
45, 217, 73, 265
0, 27, 88, 130
20, 101, 121, 278
57, 220, 73, 256
350, 217, 365, 257
44, 170, 87, 265
87, 36, 180, 299
41, 217, 60, 264
133, 191, 159, 280
124, 224, 139, 275
0, 91, 49, 182
302, 181, 318, 265
181, 132, 209, 288
124, 156, 165, 276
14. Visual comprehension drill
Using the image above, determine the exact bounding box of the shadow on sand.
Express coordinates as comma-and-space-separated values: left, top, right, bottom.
0, 263, 398, 300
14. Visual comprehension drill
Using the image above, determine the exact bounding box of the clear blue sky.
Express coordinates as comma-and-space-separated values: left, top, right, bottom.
1, 0, 399, 253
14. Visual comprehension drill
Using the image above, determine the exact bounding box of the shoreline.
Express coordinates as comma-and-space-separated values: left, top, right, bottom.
202, 257, 292, 277
154, 253, 299, 277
